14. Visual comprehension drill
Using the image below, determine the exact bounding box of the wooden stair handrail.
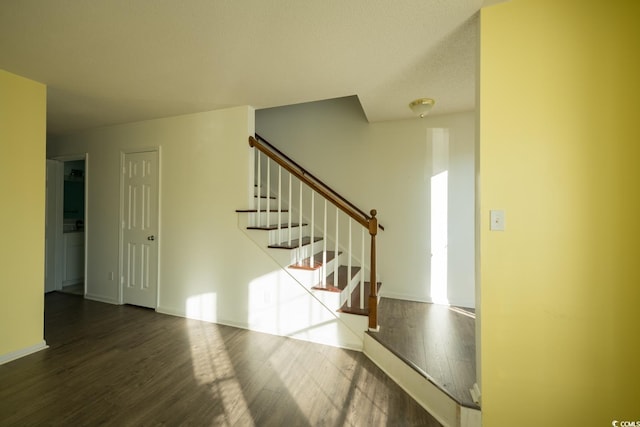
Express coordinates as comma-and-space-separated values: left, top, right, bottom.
249, 134, 381, 330
252, 134, 385, 231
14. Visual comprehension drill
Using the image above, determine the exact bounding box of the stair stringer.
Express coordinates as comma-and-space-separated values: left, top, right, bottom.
238, 214, 368, 350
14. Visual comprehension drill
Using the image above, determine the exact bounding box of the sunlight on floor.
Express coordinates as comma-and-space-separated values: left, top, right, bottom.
184, 315, 389, 425
186, 319, 252, 425
179, 262, 379, 422
267, 340, 389, 426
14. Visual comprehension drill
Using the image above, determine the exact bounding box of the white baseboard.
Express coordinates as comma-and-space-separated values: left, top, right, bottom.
449, 297, 476, 309
156, 306, 364, 352
85, 293, 119, 305
155, 305, 184, 318
157, 305, 251, 330
380, 291, 434, 304
379, 292, 476, 310
0, 340, 48, 365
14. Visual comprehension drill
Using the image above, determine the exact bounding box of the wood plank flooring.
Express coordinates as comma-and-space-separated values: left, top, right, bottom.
59, 283, 84, 296
0, 292, 441, 426
368, 298, 478, 409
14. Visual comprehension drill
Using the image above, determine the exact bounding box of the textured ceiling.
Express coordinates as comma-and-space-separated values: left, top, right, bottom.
0, 0, 487, 135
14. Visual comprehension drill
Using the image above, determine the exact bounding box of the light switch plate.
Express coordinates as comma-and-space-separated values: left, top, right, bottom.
490, 210, 505, 231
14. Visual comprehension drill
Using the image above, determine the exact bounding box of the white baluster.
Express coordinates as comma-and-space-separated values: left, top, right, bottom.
277, 166, 282, 242
334, 207, 339, 291
288, 173, 292, 246
266, 157, 271, 227
298, 180, 303, 264
361, 227, 365, 310
310, 190, 315, 270
256, 151, 261, 227
322, 199, 327, 287
347, 218, 352, 308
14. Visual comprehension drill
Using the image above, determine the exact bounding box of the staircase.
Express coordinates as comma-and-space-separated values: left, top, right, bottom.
236, 135, 481, 427
236, 134, 382, 335
237, 210, 381, 321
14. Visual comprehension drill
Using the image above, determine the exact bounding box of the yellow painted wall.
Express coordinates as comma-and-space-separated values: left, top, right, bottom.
0, 70, 47, 358
480, 1, 640, 424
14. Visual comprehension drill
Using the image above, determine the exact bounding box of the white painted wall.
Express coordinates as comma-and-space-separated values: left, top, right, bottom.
47, 106, 363, 350
256, 97, 476, 307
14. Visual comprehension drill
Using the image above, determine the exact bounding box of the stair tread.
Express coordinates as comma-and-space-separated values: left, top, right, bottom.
268, 236, 322, 249
289, 251, 340, 270
312, 265, 360, 292
247, 222, 306, 231
338, 281, 382, 316
254, 195, 276, 200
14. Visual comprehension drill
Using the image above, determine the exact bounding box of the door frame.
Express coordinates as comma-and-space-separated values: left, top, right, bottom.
118, 147, 161, 307
45, 154, 89, 294
45, 159, 63, 292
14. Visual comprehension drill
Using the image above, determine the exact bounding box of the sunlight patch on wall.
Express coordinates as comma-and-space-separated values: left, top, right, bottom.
430, 128, 450, 305
186, 292, 217, 323
247, 268, 360, 348
248, 270, 333, 335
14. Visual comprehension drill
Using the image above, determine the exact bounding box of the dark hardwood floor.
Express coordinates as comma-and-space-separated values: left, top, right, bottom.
59, 282, 84, 296
0, 292, 441, 426
368, 298, 478, 409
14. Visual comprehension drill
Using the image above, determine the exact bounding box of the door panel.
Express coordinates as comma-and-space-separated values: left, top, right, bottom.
122, 150, 159, 308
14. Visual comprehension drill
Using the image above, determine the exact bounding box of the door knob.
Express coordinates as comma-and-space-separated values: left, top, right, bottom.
147, 235, 155, 241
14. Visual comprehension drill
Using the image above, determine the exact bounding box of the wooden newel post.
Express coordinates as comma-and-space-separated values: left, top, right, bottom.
368, 209, 379, 331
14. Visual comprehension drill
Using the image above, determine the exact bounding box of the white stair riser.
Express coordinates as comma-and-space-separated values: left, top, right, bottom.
267, 225, 310, 245
279, 240, 326, 266
315, 290, 342, 311
247, 210, 291, 226
244, 212, 308, 239
240, 213, 310, 243
253, 197, 280, 210
264, 242, 326, 270
338, 312, 368, 341
288, 268, 323, 287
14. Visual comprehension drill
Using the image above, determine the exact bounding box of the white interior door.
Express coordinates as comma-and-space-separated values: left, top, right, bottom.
121, 150, 159, 308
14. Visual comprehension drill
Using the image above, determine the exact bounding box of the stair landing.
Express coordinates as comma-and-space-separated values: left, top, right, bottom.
367, 298, 478, 409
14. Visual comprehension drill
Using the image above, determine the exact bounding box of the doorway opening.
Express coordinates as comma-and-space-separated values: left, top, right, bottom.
45, 155, 87, 296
